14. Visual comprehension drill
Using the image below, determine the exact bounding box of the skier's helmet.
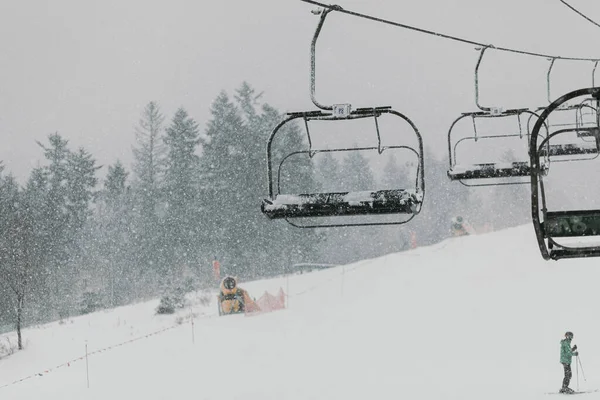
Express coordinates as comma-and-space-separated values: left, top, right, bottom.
223, 276, 236, 290
565, 331, 574, 339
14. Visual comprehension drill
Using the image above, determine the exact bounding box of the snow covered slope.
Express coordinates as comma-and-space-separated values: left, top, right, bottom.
1, 224, 600, 400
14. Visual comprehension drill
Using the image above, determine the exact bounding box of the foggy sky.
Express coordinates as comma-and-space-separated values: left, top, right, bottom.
2, 0, 600, 182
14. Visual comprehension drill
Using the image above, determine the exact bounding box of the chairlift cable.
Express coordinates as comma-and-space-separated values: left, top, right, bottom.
300, 0, 600, 62
558, 0, 600, 30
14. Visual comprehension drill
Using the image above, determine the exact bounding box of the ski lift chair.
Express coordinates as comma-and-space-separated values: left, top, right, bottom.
261, 107, 425, 228
447, 46, 545, 186
530, 87, 600, 260
260, 6, 424, 228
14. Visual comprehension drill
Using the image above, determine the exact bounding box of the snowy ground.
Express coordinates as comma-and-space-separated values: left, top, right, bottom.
1, 224, 600, 399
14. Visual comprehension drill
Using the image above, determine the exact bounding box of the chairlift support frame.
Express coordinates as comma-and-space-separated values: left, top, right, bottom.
530, 87, 600, 260
261, 7, 425, 228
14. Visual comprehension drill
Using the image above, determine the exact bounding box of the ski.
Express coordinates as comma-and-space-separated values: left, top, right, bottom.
546, 389, 599, 395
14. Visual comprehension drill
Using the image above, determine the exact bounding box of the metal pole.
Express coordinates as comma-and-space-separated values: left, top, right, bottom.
578, 355, 587, 381
286, 273, 290, 308
576, 354, 579, 391
341, 266, 345, 297
190, 308, 195, 344
85, 342, 90, 389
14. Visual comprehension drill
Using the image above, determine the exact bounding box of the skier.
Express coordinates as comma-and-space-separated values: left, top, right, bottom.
560, 331, 579, 394
218, 276, 260, 315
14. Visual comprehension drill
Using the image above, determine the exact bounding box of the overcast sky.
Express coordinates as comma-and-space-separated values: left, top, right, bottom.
2, 0, 600, 183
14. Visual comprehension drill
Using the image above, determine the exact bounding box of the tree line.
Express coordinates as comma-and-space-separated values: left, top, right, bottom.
0, 82, 531, 346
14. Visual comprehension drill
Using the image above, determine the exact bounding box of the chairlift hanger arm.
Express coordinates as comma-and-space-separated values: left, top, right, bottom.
310, 7, 341, 110
547, 58, 599, 103
474, 45, 494, 112
547, 58, 557, 104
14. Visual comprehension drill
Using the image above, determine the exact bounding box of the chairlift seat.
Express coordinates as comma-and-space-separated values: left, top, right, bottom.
447, 161, 532, 180
576, 126, 600, 138
545, 142, 599, 157
261, 189, 423, 219
543, 210, 600, 237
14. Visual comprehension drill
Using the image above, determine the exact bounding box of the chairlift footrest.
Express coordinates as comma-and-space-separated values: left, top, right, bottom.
550, 247, 600, 260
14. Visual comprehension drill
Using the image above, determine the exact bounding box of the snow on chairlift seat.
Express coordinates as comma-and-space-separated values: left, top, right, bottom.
447, 161, 534, 180
261, 189, 423, 219
545, 142, 599, 157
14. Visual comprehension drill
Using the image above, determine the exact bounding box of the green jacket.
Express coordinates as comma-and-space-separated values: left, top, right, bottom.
560, 339, 575, 364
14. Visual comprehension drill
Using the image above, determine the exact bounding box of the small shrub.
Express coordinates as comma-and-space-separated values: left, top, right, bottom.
156, 295, 176, 315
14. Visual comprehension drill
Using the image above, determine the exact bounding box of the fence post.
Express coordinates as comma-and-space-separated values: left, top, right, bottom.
85, 341, 90, 389
286, 273, 290, 308
190, 308, 195, 344
341, 266, 345, 297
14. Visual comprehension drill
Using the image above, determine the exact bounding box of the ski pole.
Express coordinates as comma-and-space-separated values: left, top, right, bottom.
576, 354, 580, 391
577, 355, 587, 382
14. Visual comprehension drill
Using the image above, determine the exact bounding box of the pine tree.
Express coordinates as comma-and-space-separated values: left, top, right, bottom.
381, 153, 411, 190
200, 91, 246, 273
93, 160, 133, 307
0, 175, 34, 349
36, 134, 72, 318
105, 161, 128, 207
131, 102, 167, 284
22, 167, 53, 323
132, 101, 165, 219
258, 103, 320, 275
201, 83, 319, 279
340, 150, 376, 191
66, 148, 100, 233
313, 152, 342, 192
163, 107, 201, 270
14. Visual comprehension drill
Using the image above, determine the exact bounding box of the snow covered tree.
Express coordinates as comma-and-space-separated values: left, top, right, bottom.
313, 152, 342, 192
0, 175, 35, 349
35, 134, 72, 317
66, 147, 99, 233
132, 101, 165, 220
200, 90, 246, 273
131, 102, 167, 283
381, 153, 411, 190
340, 149, 376, 191
91, 161, 134, 306
162, 107, 202, 270
200, 83, 319, 279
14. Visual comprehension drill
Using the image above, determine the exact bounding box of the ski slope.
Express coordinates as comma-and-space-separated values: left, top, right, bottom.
1, 224, 600, 399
